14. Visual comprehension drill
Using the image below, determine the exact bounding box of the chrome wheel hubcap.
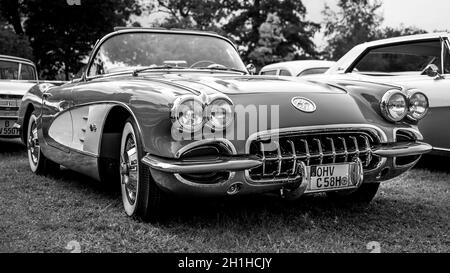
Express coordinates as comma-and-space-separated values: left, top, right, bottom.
121, 134, 138, 205
28, 121, 39, 165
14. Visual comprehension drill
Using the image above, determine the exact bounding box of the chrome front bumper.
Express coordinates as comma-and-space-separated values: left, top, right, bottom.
142, 141, 432, 197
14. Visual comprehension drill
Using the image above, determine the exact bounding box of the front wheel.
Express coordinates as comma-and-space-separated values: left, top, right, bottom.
27, 112, 59, 175
120, 118, 166, 222
326, 183, 380, 206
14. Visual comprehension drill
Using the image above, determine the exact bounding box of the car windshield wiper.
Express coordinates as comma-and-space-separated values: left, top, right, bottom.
132, 65, 187, 76
195, 66, 248, 74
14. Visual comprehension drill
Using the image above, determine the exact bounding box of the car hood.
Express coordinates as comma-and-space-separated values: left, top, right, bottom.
144, 73, 347, 95
137, 73, 389, 130
0, 80, 37, 96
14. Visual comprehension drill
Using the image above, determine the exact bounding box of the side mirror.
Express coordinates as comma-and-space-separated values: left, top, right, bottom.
246, 63, 256, 75
423, 64, 444, 79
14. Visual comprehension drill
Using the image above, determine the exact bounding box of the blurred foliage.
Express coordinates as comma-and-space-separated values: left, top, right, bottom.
0, 0, 437, 79
378, 25, 428, 39
323, 0, 429, 61
0, 0, 143, 80
153, 0, 319, 67
0, 21, 34, 60
323, 0, 383, 61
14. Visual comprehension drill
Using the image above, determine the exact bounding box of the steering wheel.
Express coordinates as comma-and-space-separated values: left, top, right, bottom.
189, 60, 218, 68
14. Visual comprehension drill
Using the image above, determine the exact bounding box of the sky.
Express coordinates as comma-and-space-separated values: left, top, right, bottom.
303, 0, 450, 32
135, 0, 450, 49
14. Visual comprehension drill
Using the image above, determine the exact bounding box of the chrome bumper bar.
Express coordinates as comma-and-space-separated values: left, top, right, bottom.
142, 142, 432, 174
142, 155, 262, 174
372, 142, 432, 157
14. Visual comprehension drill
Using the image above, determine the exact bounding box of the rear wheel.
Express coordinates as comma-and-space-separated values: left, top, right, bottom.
120, 118, 166, 222
27, 112, 59, 175
326, 183, 380, 206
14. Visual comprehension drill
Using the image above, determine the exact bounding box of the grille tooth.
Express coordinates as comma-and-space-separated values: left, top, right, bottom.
300, 139, 310, 165
248, 131, 381, 183
259, 142, 266, 176
313, 138, 323, 165
287, 140, 297, 175
327, 137, 336, 163
274, 141, 282, 176
349, 136, 360, 160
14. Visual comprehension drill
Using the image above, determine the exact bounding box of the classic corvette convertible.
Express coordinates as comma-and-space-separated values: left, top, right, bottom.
324, 33, 450, 155
17, 28, 432, 221
0, 55, 38, 138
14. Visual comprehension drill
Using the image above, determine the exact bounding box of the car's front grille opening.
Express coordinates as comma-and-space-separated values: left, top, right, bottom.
178, 144, 233, 185
248, 131, 381, 183
0, 95, 21, 116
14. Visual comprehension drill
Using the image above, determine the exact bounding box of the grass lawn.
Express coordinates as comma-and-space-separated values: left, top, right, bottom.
0, 140, 449, 253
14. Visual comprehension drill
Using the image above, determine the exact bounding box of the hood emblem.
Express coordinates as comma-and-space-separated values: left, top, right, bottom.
291, 97, 316, 113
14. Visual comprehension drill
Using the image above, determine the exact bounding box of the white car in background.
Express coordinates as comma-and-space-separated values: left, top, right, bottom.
259, 60, 336, 77
323, 32, 450, 155
0, 55, 38, 138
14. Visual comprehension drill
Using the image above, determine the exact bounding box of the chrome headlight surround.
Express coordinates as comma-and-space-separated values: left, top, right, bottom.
380, 90, 408, 122
407, 90, 429, 121
204, 97, 234, 130
171, 95, 205, 133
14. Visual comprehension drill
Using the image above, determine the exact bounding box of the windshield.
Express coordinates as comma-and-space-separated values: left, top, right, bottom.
88, 32, 246, 76
352, 40, 442, 75
0, 60, 37, 80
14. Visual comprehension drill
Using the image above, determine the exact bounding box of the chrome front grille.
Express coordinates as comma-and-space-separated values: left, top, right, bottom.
0, 95, 21, 118
247, 131, 381, 183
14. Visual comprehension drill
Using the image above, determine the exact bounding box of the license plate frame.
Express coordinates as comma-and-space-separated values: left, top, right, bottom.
305, 162, 361, 193
0, 119, 19, 137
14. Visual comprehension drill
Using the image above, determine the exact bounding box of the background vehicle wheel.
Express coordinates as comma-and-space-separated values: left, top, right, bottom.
120, 118, 165, 222
27, 112, 59, 175
326, 183, 380, 206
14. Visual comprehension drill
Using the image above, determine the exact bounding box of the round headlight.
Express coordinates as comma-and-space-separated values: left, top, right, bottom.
172, 98, 204, 132
206, 99, 234, 129
381, 90, 408, 122
408, 91, 429, 120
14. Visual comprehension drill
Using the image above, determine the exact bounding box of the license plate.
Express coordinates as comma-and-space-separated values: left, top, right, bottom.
306, 163, 358, 193
0, 120, 19, 136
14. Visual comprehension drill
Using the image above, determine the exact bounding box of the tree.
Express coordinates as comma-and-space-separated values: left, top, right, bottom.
0, 0, 143, 80
248, 13, 287, 67
153, 0, 231, 32
151, 0, 319, 65
377, 25, 428, 39
223, 0, 319, 63
0, 23, 33, 59
0, 0, 24, 34
323, 0, 383, 60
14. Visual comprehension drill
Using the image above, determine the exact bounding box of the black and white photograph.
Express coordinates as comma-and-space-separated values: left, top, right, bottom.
0, 0, 448, 261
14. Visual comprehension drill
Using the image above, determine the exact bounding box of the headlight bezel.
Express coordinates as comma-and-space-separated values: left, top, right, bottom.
380, 90, 408, 122
407, 90, 429, 121
171, 94, 234, 133
171, 95, 205, 133
204, 97, 234, 130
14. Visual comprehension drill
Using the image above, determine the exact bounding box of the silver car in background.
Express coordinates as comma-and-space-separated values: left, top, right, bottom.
260, 60, 336, 77
0, 55, 38, 138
